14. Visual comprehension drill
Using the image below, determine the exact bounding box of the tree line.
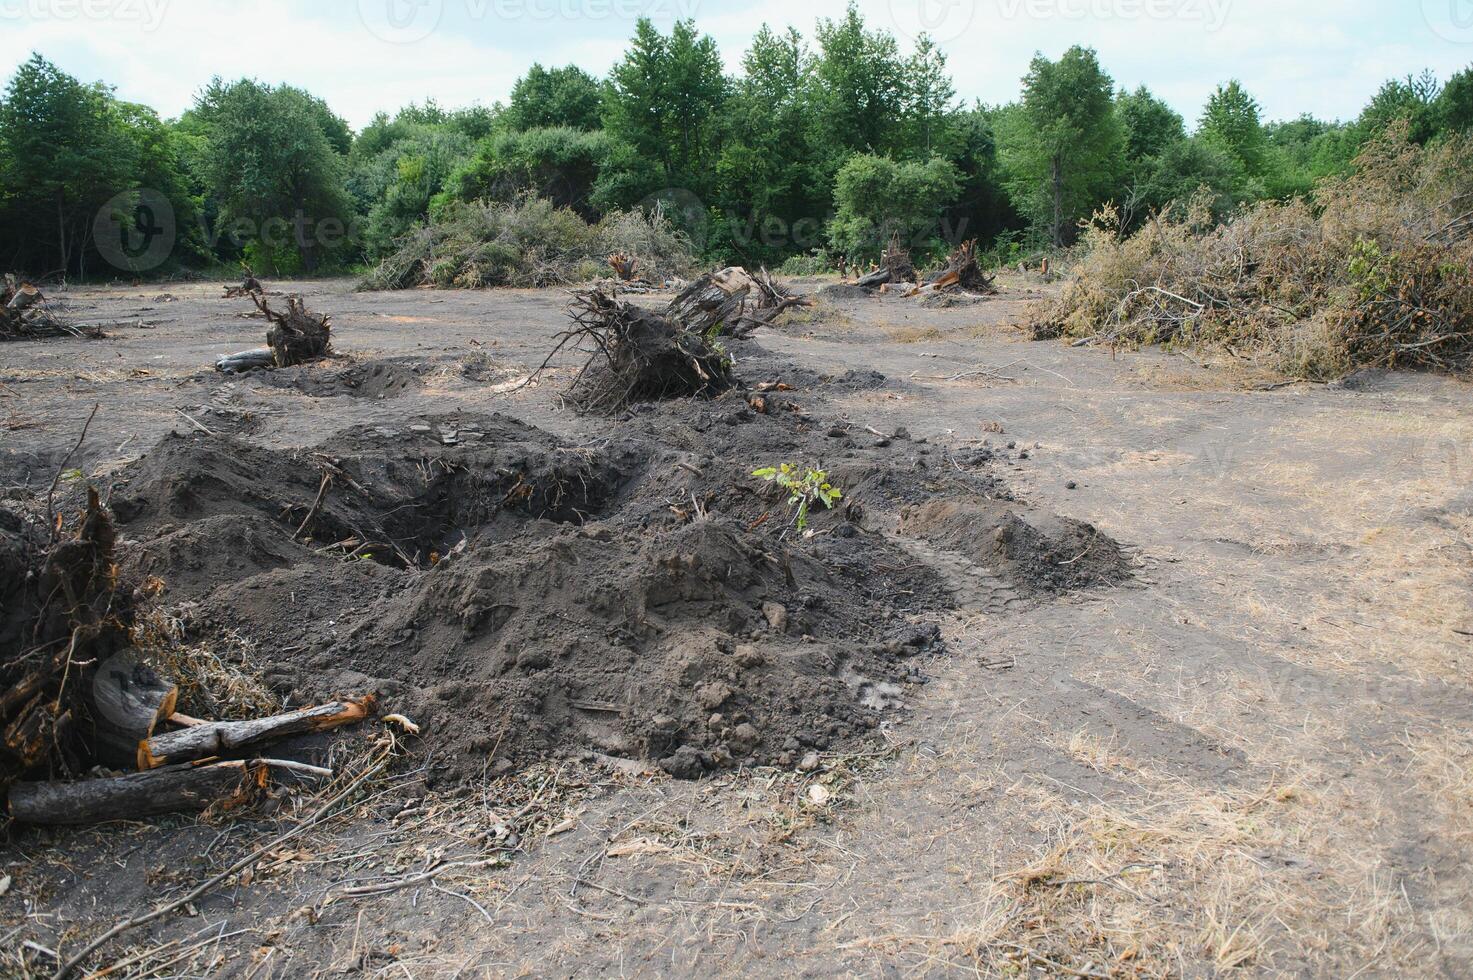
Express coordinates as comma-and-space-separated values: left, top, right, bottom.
2, 4, 1470, 279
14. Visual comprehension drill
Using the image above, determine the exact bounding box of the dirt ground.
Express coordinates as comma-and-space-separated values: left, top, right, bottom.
1, 273, 1471, 977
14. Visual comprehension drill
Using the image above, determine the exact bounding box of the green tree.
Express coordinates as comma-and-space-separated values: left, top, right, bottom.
449, 127, 610, 216
1000, 46, 1123, 246
1117, 85, 1184, 163
1198, 80, 1267, 177
808, 4, 908, 171
1358, 71, 1441, 144
505, 65, 602, 131
600, 18, 728, 206
186, 78, 354, 272
713, 25, 825, 261
0, 54, 137, 275
827, 152, 961, 260
1435, 67, 1473, 134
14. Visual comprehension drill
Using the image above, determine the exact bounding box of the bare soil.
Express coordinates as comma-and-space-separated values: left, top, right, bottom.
1, 273, 1470, 978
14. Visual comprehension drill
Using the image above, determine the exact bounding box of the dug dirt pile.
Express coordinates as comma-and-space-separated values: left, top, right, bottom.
900, 498, 1131, 595
79, 345, 1130, 784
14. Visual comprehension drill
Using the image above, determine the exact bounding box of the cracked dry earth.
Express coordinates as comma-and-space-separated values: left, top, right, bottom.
2, 273, 1472, 978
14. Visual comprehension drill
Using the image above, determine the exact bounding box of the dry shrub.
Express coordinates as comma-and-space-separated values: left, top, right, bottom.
1031, 124, 1473, 378
361, 195, 696, 291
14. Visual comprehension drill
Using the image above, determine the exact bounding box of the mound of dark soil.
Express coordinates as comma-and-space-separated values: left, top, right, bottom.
817, 283, 872, 302
253, 360, 427, 400
85, 354, 1131, 786
900, 498, 1131, 594
109, 415, 622, 570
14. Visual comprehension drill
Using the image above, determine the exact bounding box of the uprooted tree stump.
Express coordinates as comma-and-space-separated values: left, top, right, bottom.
1, 491, 136, 799
854, 237, 917, 291
1, 274, 93, 340
666, 266, 810, 338
223, 265, 265, 299
255, 293, 332, 367
608, 252, 639, 282
534, 289, 733, 414
908, 240, 997, 298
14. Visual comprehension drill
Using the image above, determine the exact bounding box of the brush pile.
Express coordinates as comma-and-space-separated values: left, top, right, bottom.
541, 288, 733, 413
1029, 125, 1473, 378
360, 196, 695, 291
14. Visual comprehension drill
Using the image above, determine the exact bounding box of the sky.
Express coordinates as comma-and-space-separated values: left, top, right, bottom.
1, 0, 1470, 130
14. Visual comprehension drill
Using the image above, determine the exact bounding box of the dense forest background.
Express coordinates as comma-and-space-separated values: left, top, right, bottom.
1, 3, 1470, 280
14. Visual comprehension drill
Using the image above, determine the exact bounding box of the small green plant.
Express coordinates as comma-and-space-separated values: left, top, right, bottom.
752, 464, 843, 532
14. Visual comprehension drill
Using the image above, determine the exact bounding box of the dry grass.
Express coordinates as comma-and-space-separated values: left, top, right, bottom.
131, 601, 281, 720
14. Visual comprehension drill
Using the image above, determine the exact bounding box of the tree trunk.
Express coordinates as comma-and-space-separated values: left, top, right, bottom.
1051, 156, 1064, 249
138, 698, 375, 770
57, 192, 68, 276
8, 761, 264, 825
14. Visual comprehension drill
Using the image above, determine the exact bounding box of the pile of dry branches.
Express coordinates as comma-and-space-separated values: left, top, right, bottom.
1030, 125, 1473, 378
537, 289, 734, 413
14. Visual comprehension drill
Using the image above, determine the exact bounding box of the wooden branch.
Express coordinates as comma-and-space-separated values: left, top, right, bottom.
7, 761, 264, 825
138, 698, 376, 770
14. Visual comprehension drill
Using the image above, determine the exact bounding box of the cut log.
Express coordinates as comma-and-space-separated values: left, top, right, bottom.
7, 761, 265, 825
215, 348, 277, 374
90, 650, 177, 769
138, 698, 376, 770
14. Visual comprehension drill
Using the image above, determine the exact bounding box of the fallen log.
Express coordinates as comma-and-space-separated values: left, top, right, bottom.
7, 760, 265, 825
215, 348, 277, 374
90, 650, 178, 769
138, 697, 376, 770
